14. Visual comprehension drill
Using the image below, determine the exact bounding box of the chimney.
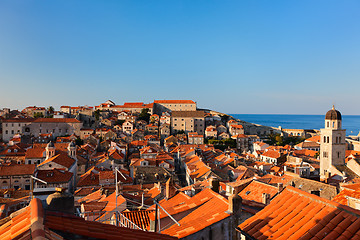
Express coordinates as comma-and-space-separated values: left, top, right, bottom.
262, 193, 270, 205
209, 177, 220, 193
165, 178, 176, 199
277, 183, 284, 193
228, 194, 242, 215
228, 194, 242, 234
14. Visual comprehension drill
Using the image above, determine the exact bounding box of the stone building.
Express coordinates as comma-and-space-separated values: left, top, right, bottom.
2, 118, 34, 142
25, 118, 82, 138
154, 100, 196, 115
171, 111, 205, 134
0, 164, 36, 190
320, 106, 346, 179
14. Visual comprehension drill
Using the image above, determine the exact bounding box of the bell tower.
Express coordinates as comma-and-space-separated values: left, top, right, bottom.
320, 106, 346, 179
45, 141, 55, 160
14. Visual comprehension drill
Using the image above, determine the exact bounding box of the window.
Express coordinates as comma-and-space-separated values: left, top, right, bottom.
327, 122, 329, 127
11, 130, 14, 134
5, 130, 8, 134
338, 152, 340, 158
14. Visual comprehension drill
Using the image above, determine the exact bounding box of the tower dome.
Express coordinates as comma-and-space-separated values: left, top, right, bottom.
325, 106, 342, 120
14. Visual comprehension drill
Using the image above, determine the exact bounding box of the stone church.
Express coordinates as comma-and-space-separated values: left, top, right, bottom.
320, 106, 360, 181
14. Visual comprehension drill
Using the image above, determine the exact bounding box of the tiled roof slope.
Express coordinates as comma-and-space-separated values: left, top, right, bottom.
33, 118, 81, 123
161, 189, 230, 238
38, 153, 75, 169
0, 164, 36, 176
121, 210, 155, 230
238, 186, 360, 240
332, 188, 360, 205
0, 198, 177, 240
239, 180, 279, 204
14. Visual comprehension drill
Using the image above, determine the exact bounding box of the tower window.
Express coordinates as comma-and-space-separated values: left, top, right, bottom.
338, 152, 340, 158
327, 122, 329, 128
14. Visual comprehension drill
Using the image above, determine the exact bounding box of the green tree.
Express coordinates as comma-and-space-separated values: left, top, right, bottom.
138, 108, 151, 122
33, 112, 44, 118
47, 106, 54, 115
94, 109, 101, 121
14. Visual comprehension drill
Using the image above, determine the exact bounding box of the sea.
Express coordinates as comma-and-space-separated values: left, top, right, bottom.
230, 114, 360, 136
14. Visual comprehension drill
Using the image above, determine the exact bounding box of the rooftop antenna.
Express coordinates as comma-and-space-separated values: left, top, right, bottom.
153, 199, 181, 232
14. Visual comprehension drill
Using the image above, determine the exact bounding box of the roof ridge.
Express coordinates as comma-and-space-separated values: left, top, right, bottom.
286, 186, 360, 217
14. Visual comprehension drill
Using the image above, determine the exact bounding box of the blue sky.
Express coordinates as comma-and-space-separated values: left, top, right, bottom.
0, 0, 359, 114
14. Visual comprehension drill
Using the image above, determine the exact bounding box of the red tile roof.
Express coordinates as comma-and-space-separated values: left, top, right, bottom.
160, 189, 230, 238
261, 150, 281, 159
33, 118, 81, 123
38, 153, 75, 169
257, 174, 294, 185
0, 164, 36, 176
1, 197, 177, 240
25, 146, 45, 159
238, 186, 360, 240
239, 180, 279, 204
121, 210, 155, 230
36, 169, 73, 183
2, 118, 34, 123
154, 100, 195, 104
332, 188, 360, 205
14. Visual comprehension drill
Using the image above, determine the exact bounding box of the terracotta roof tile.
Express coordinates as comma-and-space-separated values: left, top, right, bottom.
33, 118, 81, 123
154, 100, 195, 104
38, 153, 75, 169
36, 169, 73, 183
238, 186, 360, 239
0, 164, 36, 176
158, 189, 230, 238
239, 180, 279, 204
121, 210, 155, 230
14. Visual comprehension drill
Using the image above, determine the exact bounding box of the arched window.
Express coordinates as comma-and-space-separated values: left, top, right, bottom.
324, 136, 326, 143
